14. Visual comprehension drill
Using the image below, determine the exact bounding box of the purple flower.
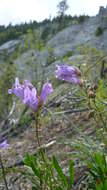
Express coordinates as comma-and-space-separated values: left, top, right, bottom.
24, 85, 39, 111
8, 78, 53, 111
0, 140, 9, 149
40, 82, 53, 104
8, 78, 24, 101
56, 65, 82, 85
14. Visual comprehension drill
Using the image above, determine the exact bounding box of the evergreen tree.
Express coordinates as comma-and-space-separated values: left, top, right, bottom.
57, 0, 69, 29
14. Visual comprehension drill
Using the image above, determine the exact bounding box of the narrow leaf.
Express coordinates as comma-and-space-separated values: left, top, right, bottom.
53, 156, 68, 187
69, 160, 74, 186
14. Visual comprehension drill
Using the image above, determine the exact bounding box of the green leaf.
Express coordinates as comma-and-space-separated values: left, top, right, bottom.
96, 182, 103, 190
32, 186, 39, 190
55, 187, 64, 190
24, 153, 41, 179
69, 160, 74, 186
104, 180, 107, 189
53, 156, 68, 188
24, 166, 41, 189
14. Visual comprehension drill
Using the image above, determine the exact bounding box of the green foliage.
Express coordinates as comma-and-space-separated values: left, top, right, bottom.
24, 152, 53, 189
41, 26, 51, 41
53, 156, 74, 189
34, 30, 45, 51
24, 29, 44, 50
63, 51, 73, 60
93, 80, 107, 127
24, 153, 74, 190
78, 15, 89, 23
53, 155, 69, 187
24, 153, 42, 179
95, 27, 103, 37
0, 61, 16, 121
47, 46, 57, 65
96, 181, 107, 190
69, 160, 74, 186
76, 45, 104, 80
0, 13, 90, 46
63, 132, 107, 188
88, 153, 107, 189
57, 0, 69, 17
0, 22, 38, 45
1, 49, 8, 62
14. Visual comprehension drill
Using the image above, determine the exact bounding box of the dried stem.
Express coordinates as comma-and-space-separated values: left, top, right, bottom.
0, 154, 9, 190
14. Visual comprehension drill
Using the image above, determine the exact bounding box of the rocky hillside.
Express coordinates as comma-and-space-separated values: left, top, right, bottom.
0, 7, 107, 78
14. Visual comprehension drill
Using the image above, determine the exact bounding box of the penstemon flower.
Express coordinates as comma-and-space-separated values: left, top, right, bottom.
56, 65, 82, 85
8, 78, 53, 112
0, 140, 9, 149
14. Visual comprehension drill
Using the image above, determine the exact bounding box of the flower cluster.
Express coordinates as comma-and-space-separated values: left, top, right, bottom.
8, 65, 82, 111
56, 65, 82, 85
8, 78, 53, 112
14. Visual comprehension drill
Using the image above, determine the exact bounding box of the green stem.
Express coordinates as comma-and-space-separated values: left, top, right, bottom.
35, 119, 46, 163
35, 111, 53, 190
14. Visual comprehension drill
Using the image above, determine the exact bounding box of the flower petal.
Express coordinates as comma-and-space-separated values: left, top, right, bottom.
14, 77, 19, 87
8, 89, 13, 94
56, 65, 81, 84
24, 86, 39, 111
40, 82, 53, 104
56, 65, 78, 77
0, 140, 9, 149
23, 80, 34, 89
8, 78, 24, 100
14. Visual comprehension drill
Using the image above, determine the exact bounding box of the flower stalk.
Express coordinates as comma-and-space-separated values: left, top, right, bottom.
35, 110, 46, 163
35, 110, 53, 190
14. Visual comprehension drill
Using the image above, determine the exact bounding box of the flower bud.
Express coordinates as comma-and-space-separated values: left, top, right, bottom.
79, 78, 84, 87
88, 90, 95, 98
74, 67, 81, 76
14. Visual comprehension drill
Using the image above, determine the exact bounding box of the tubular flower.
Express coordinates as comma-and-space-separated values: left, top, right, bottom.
0, 140, 9, 149
8, 78, 53, 111
8, 78, 24, 101
56, 65, 82, 85
40, 82, 53, 104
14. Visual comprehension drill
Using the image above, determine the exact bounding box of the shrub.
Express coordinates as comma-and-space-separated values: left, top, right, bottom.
63, 51, 73, 59
78, 15, 89, 23
41, 26, 51, 41
95, 27, 103, 36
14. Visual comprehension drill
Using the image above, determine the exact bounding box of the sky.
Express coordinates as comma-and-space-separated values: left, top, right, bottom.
0, 0, 107, 26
